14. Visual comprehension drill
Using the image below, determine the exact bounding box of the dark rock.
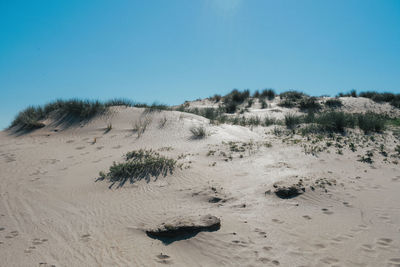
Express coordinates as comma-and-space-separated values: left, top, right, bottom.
146, 215, 221, 244
274, 185, 303, 199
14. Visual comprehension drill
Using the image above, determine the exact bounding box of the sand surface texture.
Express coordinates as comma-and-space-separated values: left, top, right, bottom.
1, 99, 400, 266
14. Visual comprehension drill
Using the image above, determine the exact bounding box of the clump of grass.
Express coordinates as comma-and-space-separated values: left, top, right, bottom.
104, 122, 112, 133
97, 149, 176, 188
223, 89, 250, 114
10, 99, 107, 131
143, 102, 170, 113
190, 126, 207, 139
10, 106, 45, 131
259, 89, 276, 100
264, 117, 277, 126
260, 99, 268, 109
299, 97, 321, 112
358, 150, 374, 164
284, 113, 301, 129
315, 111, 356, 133
359, 91, 400, 109
337, 89, 357, 97
280, 90, 306, 101
105, 98, 134, 107
325, 98, 343, 108
357, 112, 385, 134
132, 116, 152, 138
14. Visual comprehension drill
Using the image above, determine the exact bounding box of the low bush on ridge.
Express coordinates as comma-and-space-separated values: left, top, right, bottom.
325, 98, 343, 108
9, 99, 170, 131
10, 99, 107, 131
97, 149, 176, 188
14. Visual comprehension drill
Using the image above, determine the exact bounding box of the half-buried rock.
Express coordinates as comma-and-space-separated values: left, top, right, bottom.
274, 185, 304, 199
146, 214, 221, 244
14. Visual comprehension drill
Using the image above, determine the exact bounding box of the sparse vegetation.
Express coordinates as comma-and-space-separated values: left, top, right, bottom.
259, 89, 276, 100
97, 149, 177, 188
299, 97, 322, 112
357, 112, 385, 134
325, 98, 343, 108
284, 113, 301, 129
190, 126, 207, 139
132, 116, 152, 138
10, 99, 107, 131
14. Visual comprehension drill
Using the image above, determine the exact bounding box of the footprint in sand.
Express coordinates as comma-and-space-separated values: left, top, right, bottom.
388, 258, 400, 266
321, 208, 334, 215
272, 218, 284, 224
360, 244, 375, 253
376, 238, 393, 247
5, 230, 18, 239
302, 215, 312, 220
156, 253, 173, 264
75, 146, 85, 150
320, 257, 339, 264
81, 234, 91, 242
0, 227, 5, 231
32, 238, 47, 245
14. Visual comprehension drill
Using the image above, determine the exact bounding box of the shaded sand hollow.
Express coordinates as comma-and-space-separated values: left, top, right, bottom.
0, 98, 400, 266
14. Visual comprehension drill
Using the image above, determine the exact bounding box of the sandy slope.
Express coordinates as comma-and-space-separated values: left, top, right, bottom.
0, 103, 400, 267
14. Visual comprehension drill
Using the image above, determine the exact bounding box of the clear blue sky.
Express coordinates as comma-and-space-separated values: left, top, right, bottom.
1, 0, 400, 129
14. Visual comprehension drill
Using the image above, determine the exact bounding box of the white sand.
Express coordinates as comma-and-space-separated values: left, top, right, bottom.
0, 100, 400, 266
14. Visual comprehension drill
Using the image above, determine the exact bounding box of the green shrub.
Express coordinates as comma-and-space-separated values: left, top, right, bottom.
299, 97, 321, 111
260, 89, 276, 100
98, 149, 176, 188
316, 111, 355, 133
278, 99, 296, 108
325, 98, 343, 108
337, 89, 357, 97
280, 90, 306, 101
357, 112, 385, 133
284, 113, 301, 129
264, 117, 277, 126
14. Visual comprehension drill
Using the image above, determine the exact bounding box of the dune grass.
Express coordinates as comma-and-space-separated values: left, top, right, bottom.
10, 99, 107, 131
97, 149, 177, 188
190, 126, 207, 139
9, 98, 171, 131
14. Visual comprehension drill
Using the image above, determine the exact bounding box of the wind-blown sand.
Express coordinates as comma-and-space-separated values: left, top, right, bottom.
1, 99, 400, 266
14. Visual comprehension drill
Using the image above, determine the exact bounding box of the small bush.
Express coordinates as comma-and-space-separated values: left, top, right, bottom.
190, 126, 207, 139
278, 99, 296, 108
325, 98, 343, 108
260, 89, 276, 100
224, 101, 239, 114
299, 97, 321, 111
284, 113, 301, 129
260, 99, 268, 109
264, 117, 277, 126
280, 90, 306, 101
98, 149, 176, 188
337, 89, 357, 97
143, 102, 170, 113
316, 111, 355, 133
357, 112, 385, 133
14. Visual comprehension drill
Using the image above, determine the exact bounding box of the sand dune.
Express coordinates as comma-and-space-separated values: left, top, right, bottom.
1, 100, 400, 266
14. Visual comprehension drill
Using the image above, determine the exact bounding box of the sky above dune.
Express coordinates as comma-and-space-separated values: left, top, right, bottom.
1, 0, 400, 129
